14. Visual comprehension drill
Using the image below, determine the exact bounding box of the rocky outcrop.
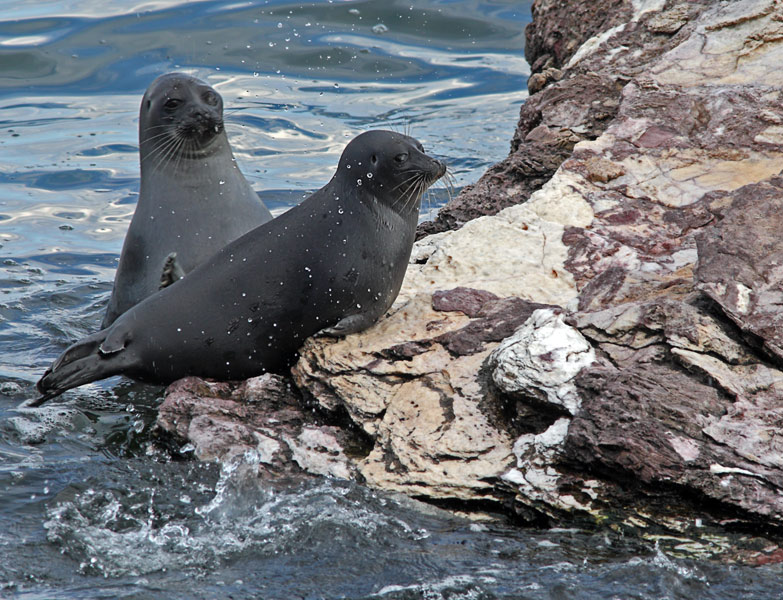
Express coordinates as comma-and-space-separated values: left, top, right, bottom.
154, 375, 357, 480
156, 0, 783, 559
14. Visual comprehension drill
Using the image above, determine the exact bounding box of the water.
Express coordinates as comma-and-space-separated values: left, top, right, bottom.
0, 1, 781, 598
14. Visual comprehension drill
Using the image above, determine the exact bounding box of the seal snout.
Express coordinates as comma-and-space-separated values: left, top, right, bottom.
432, 158, 447, 180
180, 108, 223, 141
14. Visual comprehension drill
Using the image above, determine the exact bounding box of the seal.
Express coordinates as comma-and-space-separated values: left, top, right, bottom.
33, 130, 446, 404
102, 72, 273, 328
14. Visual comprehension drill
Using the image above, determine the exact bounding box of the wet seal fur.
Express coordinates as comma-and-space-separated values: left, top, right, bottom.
33, 130, 446, 404
102, 72, 273, 327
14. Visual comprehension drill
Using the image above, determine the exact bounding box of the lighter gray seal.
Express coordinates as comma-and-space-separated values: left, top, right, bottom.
34, 130, 446, 404
102, 72, 273, 327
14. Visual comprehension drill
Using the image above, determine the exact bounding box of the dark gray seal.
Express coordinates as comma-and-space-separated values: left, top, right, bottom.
34, 130, 446, 404
102, 72, 273, 328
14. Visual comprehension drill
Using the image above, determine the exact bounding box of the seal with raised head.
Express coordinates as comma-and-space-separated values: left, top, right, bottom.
34, 130, 446, 404
102, 72, 273, 328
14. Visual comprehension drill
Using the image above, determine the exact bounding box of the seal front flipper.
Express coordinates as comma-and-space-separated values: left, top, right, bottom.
159, 252, 186, 289
318, 312, 380, 338
31, 327, 131, 406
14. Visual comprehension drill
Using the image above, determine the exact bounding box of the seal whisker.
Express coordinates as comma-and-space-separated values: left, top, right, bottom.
400, 179, 418, 213
152, 133, 183, 168
410, 176, 427, 213
144, 137, 179, 170
151, 134, 185, 175
143, 123, 172, 133
142, 124, 172, 137
395, 172, 425, 212
145, 130, 181, 160
435, 170, 456, 204
392, 176, 417, 209
172, 136, 190, 175
405, 177, 424, 214
142, 136, 180, 161
389, 172, 422, 194
142, 129, 176, 144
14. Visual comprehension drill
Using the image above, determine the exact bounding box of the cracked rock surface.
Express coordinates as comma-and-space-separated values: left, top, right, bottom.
155, 0, 783, 559
154, 375, 357, 481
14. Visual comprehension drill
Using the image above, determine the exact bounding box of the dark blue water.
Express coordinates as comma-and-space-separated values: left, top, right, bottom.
1, 1, 781, 598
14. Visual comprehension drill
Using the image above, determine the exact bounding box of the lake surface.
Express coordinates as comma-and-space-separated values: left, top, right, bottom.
1, 1, 782, 598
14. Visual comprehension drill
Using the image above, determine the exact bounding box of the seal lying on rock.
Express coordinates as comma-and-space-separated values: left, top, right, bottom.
33, 130, 446, 405
102, 72, 273, 328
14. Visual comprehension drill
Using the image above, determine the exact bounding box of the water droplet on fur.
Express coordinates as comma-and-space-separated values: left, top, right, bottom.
356, 179, 362, 186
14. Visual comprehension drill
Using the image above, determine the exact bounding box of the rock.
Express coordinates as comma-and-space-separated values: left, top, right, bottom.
292, 291, 554, 501
490, 309, 594, 416
526, 67, 562, 95
157, 0, 783, 558
568, 299, 783, 525
296, 0, 783, 548
695, 177, 783, 363
501, 417, 601, 519
154, 375, 357, 481
415, 0, 708, 239
525, 0, 633, 73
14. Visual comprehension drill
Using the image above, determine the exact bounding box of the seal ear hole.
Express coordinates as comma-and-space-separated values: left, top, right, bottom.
371, 154, 377, 164
146, 99, 151, 109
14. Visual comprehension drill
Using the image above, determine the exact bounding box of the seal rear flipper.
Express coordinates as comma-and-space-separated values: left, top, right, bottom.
48, 329, 106, 372
159, 252, 186, 289
31, 328, 131, 406
32, 351, 125, 406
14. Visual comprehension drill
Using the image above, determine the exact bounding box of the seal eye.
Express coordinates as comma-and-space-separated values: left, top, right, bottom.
164, 98, 182, 110
394, 153, 408, 164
